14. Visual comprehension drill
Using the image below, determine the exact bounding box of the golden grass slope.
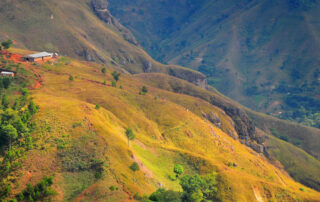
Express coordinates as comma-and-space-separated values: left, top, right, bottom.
5, 49, 319, 201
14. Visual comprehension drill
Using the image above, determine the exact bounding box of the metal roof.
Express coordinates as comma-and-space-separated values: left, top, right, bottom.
1, 71, 15, 74
27, 52, 53, 58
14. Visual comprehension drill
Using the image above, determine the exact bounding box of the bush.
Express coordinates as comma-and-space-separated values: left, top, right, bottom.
168, 174, 177, 181
109, 186, 115, 191
141, 86, 148, 94
101, 67, 106, 74
129, 162, 139, 172
72, 122, 82, 128
149, 188, 182, 202
69, 75, 74, 81
1, 39, 13, 50
95, 104, 100, 110
173, 164, 184, 177
112, 81, 116, 87
112, 71, 120, 82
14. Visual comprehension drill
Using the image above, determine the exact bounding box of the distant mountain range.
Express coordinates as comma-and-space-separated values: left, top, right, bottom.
108, 0, 320, 128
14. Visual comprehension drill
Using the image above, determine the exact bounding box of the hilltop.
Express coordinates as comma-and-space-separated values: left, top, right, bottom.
0, 48, 319, 201
107, 0, 320, 128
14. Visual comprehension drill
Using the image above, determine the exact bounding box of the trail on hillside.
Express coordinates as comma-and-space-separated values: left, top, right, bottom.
253, 186, 264, 202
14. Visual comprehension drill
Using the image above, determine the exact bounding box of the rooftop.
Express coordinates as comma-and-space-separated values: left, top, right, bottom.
26, 52, 53, 58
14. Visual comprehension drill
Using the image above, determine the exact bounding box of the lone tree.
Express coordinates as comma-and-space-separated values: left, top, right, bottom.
112, 71, 121, 82
1, 39, 13, 50
129, 162, 140, 172
101, 67, 106, 74
69, 75, 74, 81
174, 164, 184, 178
141, 86, 148, 94
125, 128, 135, 146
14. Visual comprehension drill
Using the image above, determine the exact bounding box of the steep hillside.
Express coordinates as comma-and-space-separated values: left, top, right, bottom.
0, 0, 207, 88
108, 0, 320, 128
0, 48, 319, 201
1, 0, 320, 200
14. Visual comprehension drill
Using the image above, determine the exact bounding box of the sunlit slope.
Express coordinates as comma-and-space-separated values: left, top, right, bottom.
8, 52, 320, 201
135, 73, 320, 192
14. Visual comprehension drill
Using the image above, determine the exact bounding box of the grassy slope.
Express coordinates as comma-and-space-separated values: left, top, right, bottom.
4, 49, 320, 201
135, 72, 320, 192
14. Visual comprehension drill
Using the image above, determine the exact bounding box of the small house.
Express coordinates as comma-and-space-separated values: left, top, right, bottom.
22, 52, 54, 62
0, 69, 16, 77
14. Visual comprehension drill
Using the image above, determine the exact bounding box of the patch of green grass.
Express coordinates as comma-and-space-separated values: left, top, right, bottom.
62, 171, 95, 201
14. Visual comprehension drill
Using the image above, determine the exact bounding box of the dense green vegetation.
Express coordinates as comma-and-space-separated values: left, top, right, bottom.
16, 176, 56, 201
149, 173, 218, 202
0, 75, 40, 200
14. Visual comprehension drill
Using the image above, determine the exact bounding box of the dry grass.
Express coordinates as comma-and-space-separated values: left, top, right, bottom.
5, 49, 320, 201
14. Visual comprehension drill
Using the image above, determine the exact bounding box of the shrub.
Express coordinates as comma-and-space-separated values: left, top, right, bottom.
72, 122, 82, 128
129, 162, 139, 172
174, 164, 184, 177
69, 75, 74, 81
1, 39, 13, 50
95, 104, 100, 110
109, 186, 115, 191
112, 81, 116, 87
168, 174, 177, 181
112, 71, 120, 82
149, 188, 182, 202
141, 86, 148, 94
101, 67, 106, 74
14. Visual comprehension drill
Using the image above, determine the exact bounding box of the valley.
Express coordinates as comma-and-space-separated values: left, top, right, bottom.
107, 0, 320, 129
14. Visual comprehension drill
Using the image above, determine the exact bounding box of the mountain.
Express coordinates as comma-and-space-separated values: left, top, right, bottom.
0, 0, 207, 89
0, 0, 320, 201
107, 0, 320, 128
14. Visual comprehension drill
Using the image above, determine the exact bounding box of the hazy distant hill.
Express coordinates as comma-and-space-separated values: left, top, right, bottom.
108, 0, 320, 128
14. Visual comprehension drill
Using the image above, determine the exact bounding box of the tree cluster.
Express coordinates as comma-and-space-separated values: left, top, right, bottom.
0, 83, 40, 200
0, 39, 13, 51
149, 173, 218, 202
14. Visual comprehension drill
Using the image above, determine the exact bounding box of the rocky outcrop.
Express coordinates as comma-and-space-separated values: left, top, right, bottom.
202, 112, 221, 128
76, 48, 95, 62
208, 97, 266, 152
91, 0, 138, 45
169, 67, 208, 89
143, 61, 152, 73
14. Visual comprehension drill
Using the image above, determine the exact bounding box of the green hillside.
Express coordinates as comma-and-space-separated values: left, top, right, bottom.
107, 0, 320, 128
